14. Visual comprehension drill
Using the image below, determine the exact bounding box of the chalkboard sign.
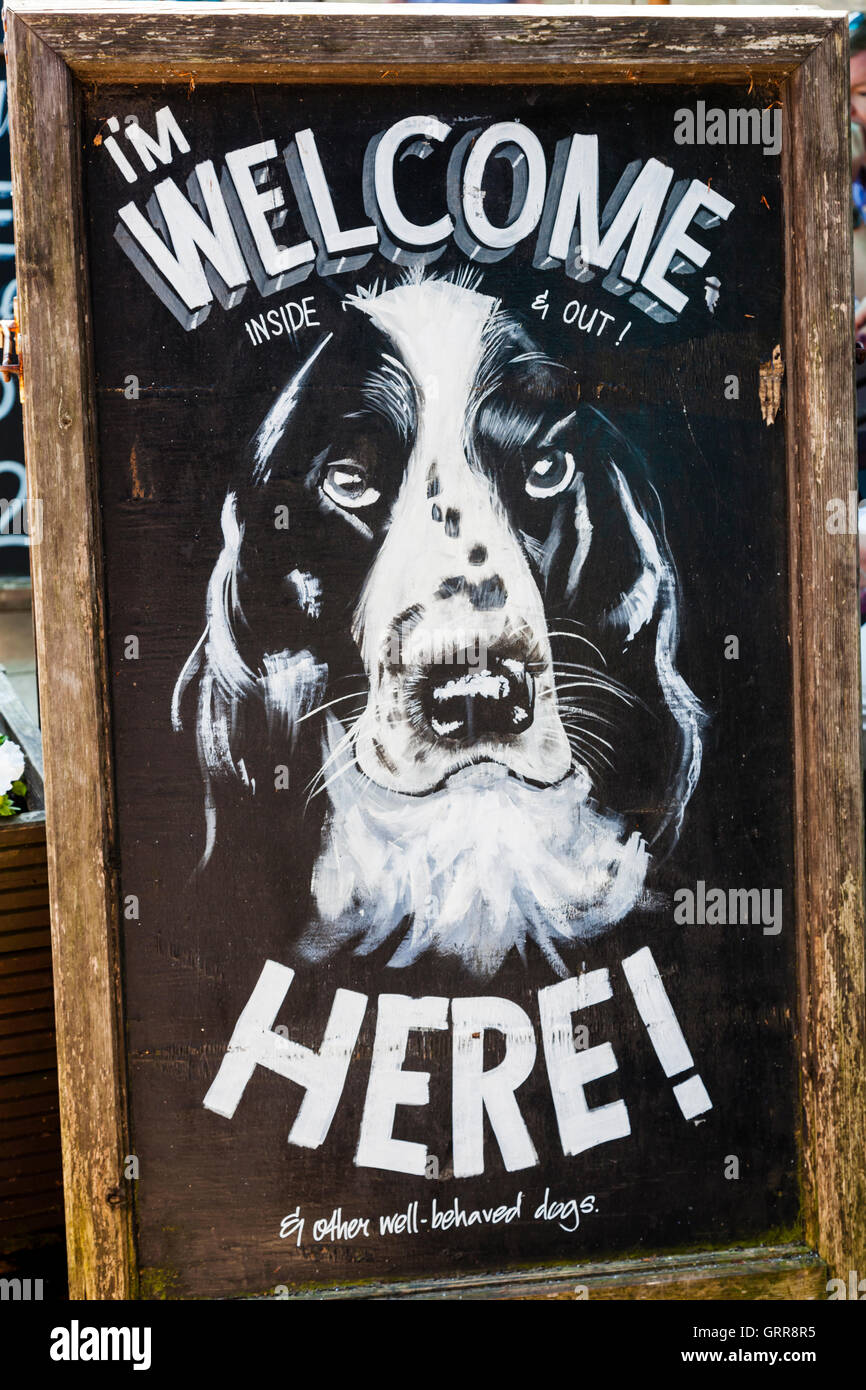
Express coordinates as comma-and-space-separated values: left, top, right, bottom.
5, 4, 865, 1301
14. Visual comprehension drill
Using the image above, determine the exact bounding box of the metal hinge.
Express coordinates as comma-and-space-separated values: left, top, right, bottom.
0, 296, 21, 394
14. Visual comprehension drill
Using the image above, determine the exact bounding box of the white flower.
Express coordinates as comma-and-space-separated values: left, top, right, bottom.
0, 737, 25, 796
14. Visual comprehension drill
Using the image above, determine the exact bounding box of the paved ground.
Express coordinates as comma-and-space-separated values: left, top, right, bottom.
0, 601, 38, 723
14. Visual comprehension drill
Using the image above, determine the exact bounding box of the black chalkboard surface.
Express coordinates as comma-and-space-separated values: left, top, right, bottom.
7, 0, 863, 1306
80, 80, 798, 1296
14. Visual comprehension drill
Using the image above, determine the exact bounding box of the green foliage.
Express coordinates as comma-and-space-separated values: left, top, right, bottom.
0, 734, 27, 817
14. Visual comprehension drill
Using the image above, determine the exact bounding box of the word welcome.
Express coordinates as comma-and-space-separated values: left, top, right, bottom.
108, 107, 735, 331
204, 946, 711, 1177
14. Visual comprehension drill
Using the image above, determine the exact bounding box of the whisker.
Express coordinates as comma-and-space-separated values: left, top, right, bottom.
555, 683, 637, 710
308, 757, 359, 806
557, 704, 618, 730
552, 660, 633, 684
552, 667, 642, 706
563, 729, 614, 774
295, 691, 368, 725
555, 686, 626, 703
556, 698, 640, 729
564, 739, 608, 779
305, 724, 358, 797
560, 719, 615, 755
546, 631, 608, 666
305, 743, 359, 811
555, 680, 636, 704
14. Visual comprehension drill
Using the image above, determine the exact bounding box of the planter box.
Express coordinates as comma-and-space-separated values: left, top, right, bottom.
0, 665, 63, 1254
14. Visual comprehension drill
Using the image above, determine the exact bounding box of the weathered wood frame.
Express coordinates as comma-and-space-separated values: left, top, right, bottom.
4, 2, 864, 1301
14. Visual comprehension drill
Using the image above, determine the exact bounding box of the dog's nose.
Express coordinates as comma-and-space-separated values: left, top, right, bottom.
421, 657, 535, 743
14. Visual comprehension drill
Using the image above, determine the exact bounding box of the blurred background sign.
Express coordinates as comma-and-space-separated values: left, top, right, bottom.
0, 55, 29, 582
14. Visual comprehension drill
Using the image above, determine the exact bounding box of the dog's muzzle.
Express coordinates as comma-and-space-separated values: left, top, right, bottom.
422, 656, 534, 743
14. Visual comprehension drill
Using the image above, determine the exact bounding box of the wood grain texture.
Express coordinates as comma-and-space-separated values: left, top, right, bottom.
0, 818, 62, 1252
4, 10, 133, 1297
782, 24, 866, 1283
5, 2, 840, 83
4, 0, 863, 1300
284, 1244, 827, 1301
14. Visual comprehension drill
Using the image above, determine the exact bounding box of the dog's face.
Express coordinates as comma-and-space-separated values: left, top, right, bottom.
350, 278, 571, 795
175, 274, 703, 977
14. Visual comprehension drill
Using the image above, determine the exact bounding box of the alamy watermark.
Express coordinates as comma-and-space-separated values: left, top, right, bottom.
674, 881, 782, 935
674, 102, 781, 157
827, 1270, 866, 1299
49, 1322, 152, 1371
0, 1276, 43, 1300
0, 494, 42, 544
384, 625, 489, 671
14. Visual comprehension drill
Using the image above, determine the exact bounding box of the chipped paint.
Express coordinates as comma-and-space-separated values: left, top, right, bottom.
128, 442, 152, 500
759, 344, 784, 424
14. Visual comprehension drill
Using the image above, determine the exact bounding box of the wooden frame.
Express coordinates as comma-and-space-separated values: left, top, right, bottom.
4, 2, 864, 1300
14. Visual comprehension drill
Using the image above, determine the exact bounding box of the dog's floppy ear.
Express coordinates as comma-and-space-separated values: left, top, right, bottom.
172, 488, 329, 867
172, 336, 344, 866
603, 456, 704, 855
553, 406, 705, 858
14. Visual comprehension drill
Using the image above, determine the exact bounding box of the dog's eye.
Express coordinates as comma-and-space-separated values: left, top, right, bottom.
525, 450, 577, 499
321, 461, 381, 510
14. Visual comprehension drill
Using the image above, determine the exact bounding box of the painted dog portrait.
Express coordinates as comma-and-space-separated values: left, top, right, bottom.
173, 271, 704, 979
